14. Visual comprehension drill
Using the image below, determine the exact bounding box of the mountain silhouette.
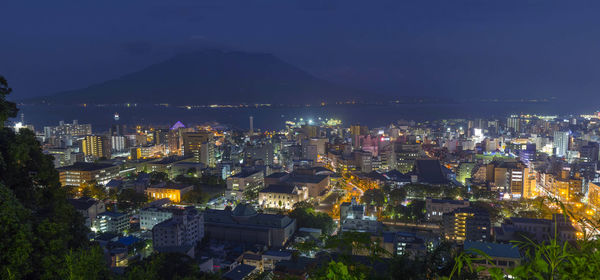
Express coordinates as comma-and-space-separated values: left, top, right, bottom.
29, 50, 362, 105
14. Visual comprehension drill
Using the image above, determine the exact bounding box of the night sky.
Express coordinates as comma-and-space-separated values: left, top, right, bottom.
2, 0, 600, 104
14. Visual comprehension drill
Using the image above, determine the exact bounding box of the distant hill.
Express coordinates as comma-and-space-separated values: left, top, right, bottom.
28, 50, 362, 105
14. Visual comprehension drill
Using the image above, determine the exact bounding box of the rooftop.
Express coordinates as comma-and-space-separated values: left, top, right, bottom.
68, 197, 100, 210
222, 264, 256, 280
58, 162, 116, 171
259, 184, 297, 194
464, 241, 521, 259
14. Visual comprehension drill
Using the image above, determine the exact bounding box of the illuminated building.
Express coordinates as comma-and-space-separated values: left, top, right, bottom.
522, 168, 538, 199
258, 184, 308, 210
588, 182, 600, 211
227, 170, 264, 196
43, 120, 92, 138
93, 211, 130, 234
130, 144, 165, 160
507, 116, 521, 134
58, 162, 120, 187
553, 131, 569, 158
442, 207, 490, 243
182, 131, 214, 166
139, 207, 173, 230
457, 162, 475, 185
81, 135, 111, 159
146, 183, 193, 203
111, 135, 127, 152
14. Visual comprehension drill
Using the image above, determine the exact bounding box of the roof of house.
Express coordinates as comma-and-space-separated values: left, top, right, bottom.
288, 174, 328, 184
414, 159, 449, 184
222, 264, 256, 280
265, 172, 289, 179
232, 203, 258, 217
259, 184, 296, 194
204, 206, 294, 229
58, 162, 116, 171
100, 211, 128, 218
263, 250, 292, 258
464, 241, 521, 259
68, 197, 100, 211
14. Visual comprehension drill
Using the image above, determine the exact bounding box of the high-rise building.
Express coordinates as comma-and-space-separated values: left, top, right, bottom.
44, 120, 92, 138
553, 131, 569, 158
507, 116, 521, 134
111, 135, 127, 152
81, 135, 111, 159
442, 207, 490, 243
182, 131, 213, 164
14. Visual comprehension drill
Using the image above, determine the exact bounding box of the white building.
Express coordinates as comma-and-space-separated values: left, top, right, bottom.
139, 207, 174, 230
153, 207, 204, 249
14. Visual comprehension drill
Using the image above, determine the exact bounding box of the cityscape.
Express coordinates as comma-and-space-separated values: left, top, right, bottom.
3, 1, 600, 280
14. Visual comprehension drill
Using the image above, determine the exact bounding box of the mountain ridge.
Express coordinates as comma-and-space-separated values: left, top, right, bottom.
26, 49, 365, 105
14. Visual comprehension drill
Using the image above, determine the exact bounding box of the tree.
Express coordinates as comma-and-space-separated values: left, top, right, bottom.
181, 188, 204, 204
124, 252, 201, 280
118, 189, 148, 210
0, 76, 17, 126
150, 171, 169, 184
0, 76, 95, 279
61, 245, 110, 280
289, 202, 335, 234
361, 188, 385, 208
389, 188, 407, 206
0, 183, 33, 280
319, 261, 364, 280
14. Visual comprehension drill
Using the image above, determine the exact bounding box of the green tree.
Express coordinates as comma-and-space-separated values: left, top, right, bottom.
0, 76, 96, 279
124, 252, 201, 280
289, 202, 335, 234
319, 261, 364, 280
150, 171, 169, 184
0, 183, 33, 280
388, 188, 407, 206
361, 188, 385, 208
181, 187, 204, 204
0, 76, 17, 126
61, 245, 110, 280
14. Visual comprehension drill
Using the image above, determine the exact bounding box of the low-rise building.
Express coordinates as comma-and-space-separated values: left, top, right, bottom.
146, 182, 193, 203
152, 207, 204, 251
139, 206, 174, 230
258, 184, 308, 209
494, 215, 578, 243
426, 198, 470, 222
227, 170, 264, 196
94, 211, 130, 234
204, 204, 296, 248
68, 197, 106, 228
58, 162, 121, 187
464, 241, 521, 277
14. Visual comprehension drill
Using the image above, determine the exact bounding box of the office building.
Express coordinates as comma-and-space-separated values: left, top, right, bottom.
58, 162, 121, 187
554, 131, 569, 158
442, 207, 490, 243
81, 135, 111, 159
